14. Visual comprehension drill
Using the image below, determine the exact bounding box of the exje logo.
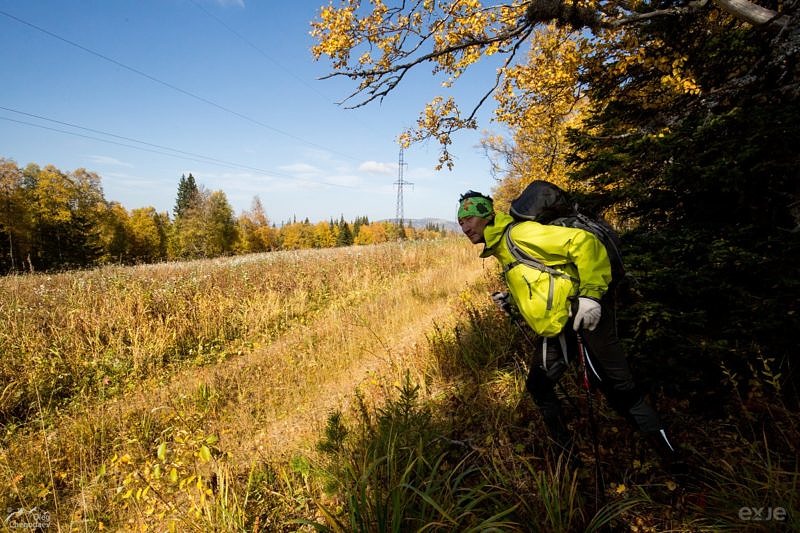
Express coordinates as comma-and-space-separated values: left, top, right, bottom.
739, 507, 787, 521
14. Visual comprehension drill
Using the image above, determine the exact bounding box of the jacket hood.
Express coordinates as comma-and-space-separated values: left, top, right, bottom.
479, 212, 514, 258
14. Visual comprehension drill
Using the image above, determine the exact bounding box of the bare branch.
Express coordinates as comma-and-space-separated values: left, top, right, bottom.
714, 0, 791, 27
456, 24, 536, 127
609, 0, 710, 26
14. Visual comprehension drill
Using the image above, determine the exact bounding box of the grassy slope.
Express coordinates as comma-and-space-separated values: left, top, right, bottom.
2, 238, 798, 531
0, 238, 487, 530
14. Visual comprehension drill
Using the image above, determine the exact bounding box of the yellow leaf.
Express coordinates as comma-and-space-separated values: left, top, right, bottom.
198, 445, 212, 462
157, 442, 167, 461
169, 468, 178, 483
666, 480, 677, 491
615, 484, 627, 494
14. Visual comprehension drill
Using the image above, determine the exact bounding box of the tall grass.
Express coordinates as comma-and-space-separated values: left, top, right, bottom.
3, 237, 798, 530
0, 238, 484, 529
0, 241, 468, 426
309, 374, 520, 532
301, 283, 800, 532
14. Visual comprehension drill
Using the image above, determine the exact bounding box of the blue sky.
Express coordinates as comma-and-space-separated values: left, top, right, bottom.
0, 0, 507, 224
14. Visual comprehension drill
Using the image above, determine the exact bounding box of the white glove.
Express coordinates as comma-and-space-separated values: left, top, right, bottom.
573, 297, 601, 331
491, 291, 514, 316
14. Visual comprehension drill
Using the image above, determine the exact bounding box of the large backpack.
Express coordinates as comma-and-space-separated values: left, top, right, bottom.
508, 180, 626, 283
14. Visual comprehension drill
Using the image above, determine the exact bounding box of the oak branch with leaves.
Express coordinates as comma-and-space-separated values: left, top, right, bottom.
311, 0, 793, 169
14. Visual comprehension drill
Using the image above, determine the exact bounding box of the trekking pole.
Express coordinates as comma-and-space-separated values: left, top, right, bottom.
511, 316, 537, 351
576, 332, 606, 512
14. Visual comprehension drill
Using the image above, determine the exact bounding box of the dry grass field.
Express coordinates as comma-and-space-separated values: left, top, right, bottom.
4, 237, 797, 532
0, 238, 491, 530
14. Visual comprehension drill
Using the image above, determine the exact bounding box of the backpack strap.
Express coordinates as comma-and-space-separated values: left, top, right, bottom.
574, 213, 624, 272
541, 332, 570, 373
503, 223, 577, 282
503, 223, 578, 315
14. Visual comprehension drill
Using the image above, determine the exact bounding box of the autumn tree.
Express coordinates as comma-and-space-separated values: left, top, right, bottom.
353, 223, 378, 245
312, 0, 796, 168
170, 186, 238, 259
204, 190, 237, 255
0, 160, 169, 270
396, 220, 408, 240
353, 216, 369, 237
250, 196, 278, 251
129, 207, 169, 263
354, 221, 394, 245
25, 164, 103, 269
0, 158, 31, 272
236, 196, 275, 254
27, 164, 73, 268
312, 221, 337, 248
237, 217, 260, 254
97, 201, 132, 264
280, 220, 315, 250
484, 25, 589, 212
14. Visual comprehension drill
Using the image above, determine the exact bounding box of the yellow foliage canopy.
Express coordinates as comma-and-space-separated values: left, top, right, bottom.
311, 1, 707, 172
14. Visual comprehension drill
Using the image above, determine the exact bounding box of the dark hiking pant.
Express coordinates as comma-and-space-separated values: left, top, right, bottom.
525, 292, 663, 449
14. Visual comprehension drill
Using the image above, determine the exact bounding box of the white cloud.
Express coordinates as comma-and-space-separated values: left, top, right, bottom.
358, 161, 395, 175
278, 163, 322, 177
87, 155, 133, 168
407, 165, 437, 181
102, 171, 159, 187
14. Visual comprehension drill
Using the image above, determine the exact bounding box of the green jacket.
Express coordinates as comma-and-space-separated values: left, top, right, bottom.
480, 212, 612, 336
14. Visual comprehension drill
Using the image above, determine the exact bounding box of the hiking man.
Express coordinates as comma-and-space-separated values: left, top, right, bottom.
457, 190, 679, 465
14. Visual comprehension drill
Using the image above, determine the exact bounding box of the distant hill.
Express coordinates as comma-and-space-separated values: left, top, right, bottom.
379, 218, 460, 234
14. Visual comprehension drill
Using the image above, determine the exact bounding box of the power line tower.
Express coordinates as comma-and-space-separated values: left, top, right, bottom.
395, 147, 413, 227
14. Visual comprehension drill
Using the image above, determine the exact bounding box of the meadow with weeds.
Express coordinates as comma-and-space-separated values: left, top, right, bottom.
0, 238, 482, 529
1, 238, 798, 531
307, 291, 799, 532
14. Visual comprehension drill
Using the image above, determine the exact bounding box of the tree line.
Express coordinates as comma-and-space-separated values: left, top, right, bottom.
0, 161, 449, 273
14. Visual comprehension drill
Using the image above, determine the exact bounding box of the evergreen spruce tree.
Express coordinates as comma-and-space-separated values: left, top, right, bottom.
337, 218, 353, 246
173, 173, 199, 219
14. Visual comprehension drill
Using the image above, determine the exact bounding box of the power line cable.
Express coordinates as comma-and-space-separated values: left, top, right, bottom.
189, 0, 319, 95
0, 104, 305, 181
0, 114, 357, 189
0, 8, 362, 162
188, 0, 387, 140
